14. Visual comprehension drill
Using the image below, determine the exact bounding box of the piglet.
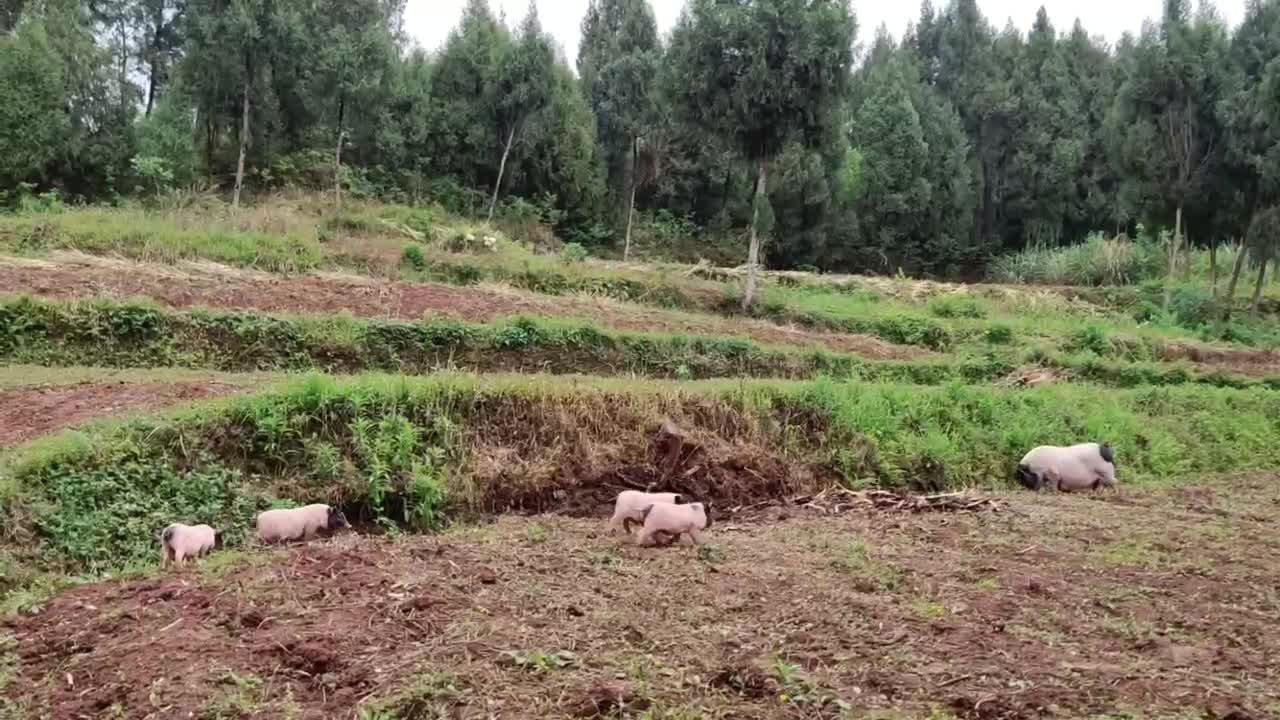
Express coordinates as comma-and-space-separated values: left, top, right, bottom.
636, 501, 712, 547
160, 523, 223, 567
253, 504, 351, 544
609, 490, 684, 534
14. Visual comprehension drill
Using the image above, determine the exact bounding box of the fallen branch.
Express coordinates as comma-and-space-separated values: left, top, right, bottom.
796, 487, 1007, 514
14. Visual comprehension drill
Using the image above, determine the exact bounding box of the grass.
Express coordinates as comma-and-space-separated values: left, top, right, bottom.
4, 295, 1277, 390
1, 371, 1278, 581
7, 197, 1278, 357
0, 206, 327, 273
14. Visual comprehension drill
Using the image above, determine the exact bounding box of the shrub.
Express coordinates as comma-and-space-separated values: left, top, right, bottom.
402, 243, 427, 271
560, 242, 588, 264
927, 295, 986, 319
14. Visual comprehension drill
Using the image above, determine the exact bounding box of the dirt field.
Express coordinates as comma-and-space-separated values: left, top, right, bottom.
0, 253, 924, 361
0, 377, 256, 448
7, 475, 1279, 719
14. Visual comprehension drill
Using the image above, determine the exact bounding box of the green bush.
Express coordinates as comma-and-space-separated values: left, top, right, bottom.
560, 242, 588, 263
927, 295, 986, 319
402, 242, 428, 271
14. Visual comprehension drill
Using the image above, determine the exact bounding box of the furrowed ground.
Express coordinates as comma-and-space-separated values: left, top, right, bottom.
1, 198, 1279, 719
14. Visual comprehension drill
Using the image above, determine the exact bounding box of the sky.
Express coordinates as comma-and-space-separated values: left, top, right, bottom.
406, 0, 1248, 64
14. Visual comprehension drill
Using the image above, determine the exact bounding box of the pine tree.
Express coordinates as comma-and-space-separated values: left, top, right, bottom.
666, 0, 855, 307
578, 0, 661, 257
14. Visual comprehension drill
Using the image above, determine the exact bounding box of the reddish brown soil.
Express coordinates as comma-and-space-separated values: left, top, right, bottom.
8, 475, 1279, 719
0, 379, 250, 448
0, 254, 924, 361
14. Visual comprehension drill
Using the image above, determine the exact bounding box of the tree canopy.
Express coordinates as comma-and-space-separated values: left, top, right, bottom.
5, 0, 1280, 282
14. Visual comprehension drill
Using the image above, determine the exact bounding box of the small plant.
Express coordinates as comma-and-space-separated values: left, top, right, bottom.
502, 648, 578, 673
985, 323, 1015, 344
674, 363, 692, 381
525, 525, 549, 544
197, 671, 264, 720
560, 242, 588, 263
695, 544, 725, 564
358, 671, 466, 720
1068, 323, 1111, 355
927, 295, 986, 319
912, 599, 947, 620
402, 242, 428, 271
976, 577, 1000, 591
831, 541, 900, 591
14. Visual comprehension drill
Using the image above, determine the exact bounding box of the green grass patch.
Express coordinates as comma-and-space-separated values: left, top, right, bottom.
3, 295, 1273, 390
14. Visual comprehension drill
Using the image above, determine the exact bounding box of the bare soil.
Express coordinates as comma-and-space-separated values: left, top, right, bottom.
7, 475, 1279, 719
0, 378, 253, 448
0, 253, 924, 361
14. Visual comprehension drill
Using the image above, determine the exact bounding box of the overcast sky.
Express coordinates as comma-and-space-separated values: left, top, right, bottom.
407, 0, 1247, 63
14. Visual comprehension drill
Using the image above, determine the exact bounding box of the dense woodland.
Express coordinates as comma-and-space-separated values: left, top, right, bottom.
2, 0, 1280, 282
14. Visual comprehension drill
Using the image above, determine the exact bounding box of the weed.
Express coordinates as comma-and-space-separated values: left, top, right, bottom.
912, 599, 947, 620
771, 656, 851, 711
975, 577, 1000, 591
831, 541, 901, 591
695, 544, 726, 564
525, 525, 549, 544
358, 671, 467, 720
401, 243, 428, 271
197, 671, 263, 720
501, 648, 578, 673
560, 242, 588, 263
590, 549, 623, 571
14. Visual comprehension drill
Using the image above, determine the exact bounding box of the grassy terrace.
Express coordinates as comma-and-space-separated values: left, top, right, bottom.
3, 371, 1279, 581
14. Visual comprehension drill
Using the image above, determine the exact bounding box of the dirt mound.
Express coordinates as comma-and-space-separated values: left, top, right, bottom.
0, 379, 251, 448
454, 397, 853, 517
0, 253, 925, 360
7, 474, 1280, 718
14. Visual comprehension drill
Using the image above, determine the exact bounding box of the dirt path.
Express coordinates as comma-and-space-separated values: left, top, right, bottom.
0, 253, 925, 361
0, 378, 253, 448
8, 476, 1279, 719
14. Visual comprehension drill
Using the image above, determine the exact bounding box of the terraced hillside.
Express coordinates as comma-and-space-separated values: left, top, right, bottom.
1, 200, 1278, 719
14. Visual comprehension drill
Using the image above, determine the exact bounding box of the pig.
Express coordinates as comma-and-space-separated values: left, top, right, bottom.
1017, 442, 1116, 492
160, 523, 223, 567
608, 490, 684, 535
635, 501, 712, 547
253, 504, 351, 544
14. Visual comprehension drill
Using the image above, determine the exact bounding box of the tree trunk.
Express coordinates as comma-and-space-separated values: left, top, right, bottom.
1209, 241, 1218, 299
623, 136, 638, 261
742, 158, 768, 312
334, 94, 346, 210
488, 125, 517, 224
1251, 256, 1270, 318
1163, 204, 1182, 312
232, 72, 250, 210
145, 8, 163, 118
1223, 243, 1249, 321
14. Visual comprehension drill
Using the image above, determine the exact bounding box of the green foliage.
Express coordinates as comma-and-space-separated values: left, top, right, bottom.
989, 233, 1167, 286
5, 372, 1280, 578
32, 459, 256, 572
559, 242, 588, 263
401, 242, 428, 271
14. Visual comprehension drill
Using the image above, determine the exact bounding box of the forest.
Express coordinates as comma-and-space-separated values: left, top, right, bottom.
2, 0, 1280, 282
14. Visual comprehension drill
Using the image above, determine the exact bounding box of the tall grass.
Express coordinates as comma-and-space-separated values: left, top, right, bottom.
988, 232, 1273, 296
0, 207, 327, 273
